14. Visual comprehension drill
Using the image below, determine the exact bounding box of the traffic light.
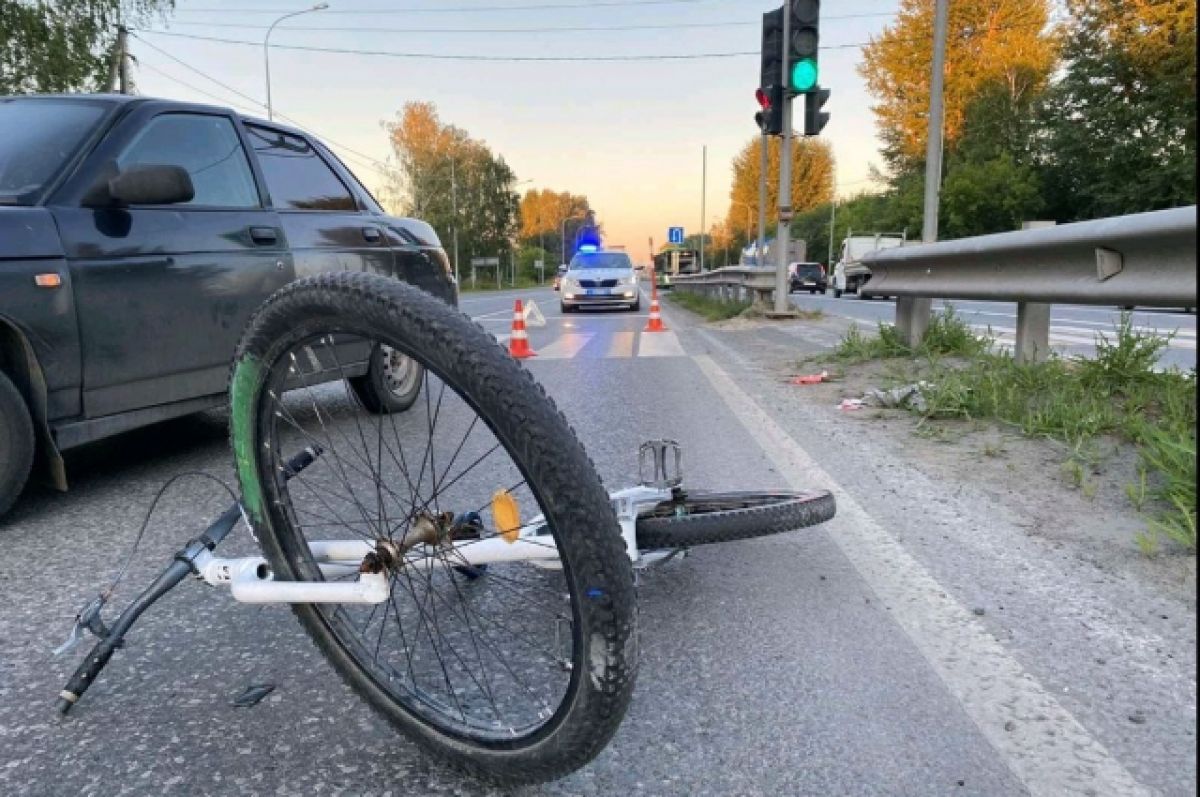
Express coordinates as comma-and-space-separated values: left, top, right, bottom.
804, 86, 831, 136
787, 0, 820, 95
755, 85, 784, 136
759, 7, 783, 90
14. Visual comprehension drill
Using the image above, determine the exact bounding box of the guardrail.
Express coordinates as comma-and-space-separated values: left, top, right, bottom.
670, 266, 782, 310
861, 206, 1197, 361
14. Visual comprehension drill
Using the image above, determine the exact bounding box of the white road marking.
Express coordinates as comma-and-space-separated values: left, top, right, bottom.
537, 333, 593, 360
636, 329, 686, 358
692, 352, 1152, 797
603, 330, 637, 359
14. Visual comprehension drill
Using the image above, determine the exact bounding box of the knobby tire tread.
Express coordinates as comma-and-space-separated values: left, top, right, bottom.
636, 491, 836, 549
229, 272, 637, 786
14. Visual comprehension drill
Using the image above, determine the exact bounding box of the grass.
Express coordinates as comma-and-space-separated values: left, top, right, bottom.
831, 310, 1197, 553
667, 291, 751, 321
830, 306, 989, 362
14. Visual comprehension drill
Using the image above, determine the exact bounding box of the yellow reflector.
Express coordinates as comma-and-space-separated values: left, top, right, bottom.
491, 490, 520, 543
35, 273, 63, 288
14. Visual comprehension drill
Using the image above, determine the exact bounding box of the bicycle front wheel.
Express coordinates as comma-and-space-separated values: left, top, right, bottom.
229, 272, 637, 785
635, 490, 836, 549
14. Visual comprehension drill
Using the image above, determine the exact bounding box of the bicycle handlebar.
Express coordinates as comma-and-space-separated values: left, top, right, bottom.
55, 446, 322, 715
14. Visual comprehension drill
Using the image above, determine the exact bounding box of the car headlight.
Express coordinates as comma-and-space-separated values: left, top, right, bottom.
619, 275, 636, 286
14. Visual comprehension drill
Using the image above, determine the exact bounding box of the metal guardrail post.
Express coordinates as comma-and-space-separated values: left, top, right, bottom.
896, 298, 932, 348
1015, 302, 1052, 363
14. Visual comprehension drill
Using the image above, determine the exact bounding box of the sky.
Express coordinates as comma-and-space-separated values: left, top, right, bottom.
130, 0, 902, 260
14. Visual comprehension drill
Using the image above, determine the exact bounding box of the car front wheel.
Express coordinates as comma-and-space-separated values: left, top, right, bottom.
348, 344, 424, 414
0, 370, 34, 518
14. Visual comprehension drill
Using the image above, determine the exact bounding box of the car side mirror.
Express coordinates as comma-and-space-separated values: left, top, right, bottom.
84, 164, 195, 207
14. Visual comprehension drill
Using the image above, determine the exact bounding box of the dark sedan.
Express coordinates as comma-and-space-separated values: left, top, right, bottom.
0, 94, 455, 517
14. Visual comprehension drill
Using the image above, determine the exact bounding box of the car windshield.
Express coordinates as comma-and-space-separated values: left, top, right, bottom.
0, 99, 108, 204
569, 252, 633, 270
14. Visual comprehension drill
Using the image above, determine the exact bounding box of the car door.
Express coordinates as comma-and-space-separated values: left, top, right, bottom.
243, 123, 393, 280
51, 108, 293, 419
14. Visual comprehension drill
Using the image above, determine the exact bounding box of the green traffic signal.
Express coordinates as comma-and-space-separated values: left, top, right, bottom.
791, 57, 818, 92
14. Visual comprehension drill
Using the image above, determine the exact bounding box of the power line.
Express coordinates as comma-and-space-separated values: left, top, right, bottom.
174, 0, 741, 14
134, 28, 761, 59
131, 38, 391, 180
158, 11, 894, 34
134, 26, 970, 58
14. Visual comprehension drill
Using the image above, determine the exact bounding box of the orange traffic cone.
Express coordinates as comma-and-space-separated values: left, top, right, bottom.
508, 299, 537, 358
644, 281, 667, 332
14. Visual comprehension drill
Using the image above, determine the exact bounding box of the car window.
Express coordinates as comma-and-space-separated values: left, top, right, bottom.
569, 252, 633, 270
246, 125, 357, 211
0, 98, 108, 204
117, 113, 259, 208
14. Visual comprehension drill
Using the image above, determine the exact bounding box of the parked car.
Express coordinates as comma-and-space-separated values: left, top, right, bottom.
0, 94, 455, 517
559, 250, 640, 312
788, 261, 827, 294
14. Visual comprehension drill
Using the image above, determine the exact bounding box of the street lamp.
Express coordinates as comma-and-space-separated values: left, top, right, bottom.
559, 213, 587, 267
265, 3, 329, 120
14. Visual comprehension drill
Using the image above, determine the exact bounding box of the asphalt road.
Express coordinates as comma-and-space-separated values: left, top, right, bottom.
0, 284, 1193, 796
788, 291, 1197, 370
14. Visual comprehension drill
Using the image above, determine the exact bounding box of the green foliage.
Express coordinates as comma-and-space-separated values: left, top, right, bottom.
383, 102, 520, 274
855, 315, 1196, 552
0, 1, 173, 95
940, 154, 1044, 238
514, 245, 552, 282
831, 306, 987, 363
667, 292, 750, 321
1038, 0, 1196, 220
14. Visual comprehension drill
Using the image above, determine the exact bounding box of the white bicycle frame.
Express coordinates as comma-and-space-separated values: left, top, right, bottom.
195, 441, 687, 606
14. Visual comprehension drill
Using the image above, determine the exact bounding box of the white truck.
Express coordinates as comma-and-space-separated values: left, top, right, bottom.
831, 232, 907, 298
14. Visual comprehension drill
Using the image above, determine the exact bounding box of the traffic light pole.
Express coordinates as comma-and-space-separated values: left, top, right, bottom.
757, 132, 767, 267
772, 6, 793, 316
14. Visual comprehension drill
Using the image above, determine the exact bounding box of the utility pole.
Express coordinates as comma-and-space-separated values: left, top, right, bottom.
111, 26, 130, 94
699, 145, 707, 272
450, 158, 460, 284
897, 0, 948, 345
757, 133, 768, 267
772, 7, 793, 316
828, 198, 836, 267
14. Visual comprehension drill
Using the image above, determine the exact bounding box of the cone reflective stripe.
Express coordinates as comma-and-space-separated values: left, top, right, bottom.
644, 281, 667, 332
508, 299, 536, 358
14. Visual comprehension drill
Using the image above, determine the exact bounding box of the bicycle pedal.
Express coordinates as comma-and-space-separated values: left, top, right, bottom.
638, 439, 683, 489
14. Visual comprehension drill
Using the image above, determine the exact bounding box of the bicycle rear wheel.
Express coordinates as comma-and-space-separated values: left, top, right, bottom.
229, 272, 637, 785
635, 490, 835, 549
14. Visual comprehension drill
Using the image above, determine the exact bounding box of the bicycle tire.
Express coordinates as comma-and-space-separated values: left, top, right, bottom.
636, 490, 835, 549
229, 272, 637, 785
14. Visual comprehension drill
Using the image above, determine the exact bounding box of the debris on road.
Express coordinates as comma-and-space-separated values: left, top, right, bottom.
790, 370, 830, 385
232, 684, 276, 708
839, 398, 866, 411
862, 382, 929, 412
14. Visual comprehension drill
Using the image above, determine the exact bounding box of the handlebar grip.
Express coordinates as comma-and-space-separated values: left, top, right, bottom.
56, 637, 120, 714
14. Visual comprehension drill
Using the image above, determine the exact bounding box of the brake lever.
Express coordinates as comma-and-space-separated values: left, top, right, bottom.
52, 595, 110, 657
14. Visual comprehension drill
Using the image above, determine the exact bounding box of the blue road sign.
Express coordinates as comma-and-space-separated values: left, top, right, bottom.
668, 227, 685, 245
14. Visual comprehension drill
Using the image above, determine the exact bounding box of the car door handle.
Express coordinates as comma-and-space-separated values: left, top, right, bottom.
249, 226, 278, 246
362, 226, 382, 243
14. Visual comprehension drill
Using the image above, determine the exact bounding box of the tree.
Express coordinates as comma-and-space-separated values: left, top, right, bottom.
724, 135, 834, 256
382, 102, 520, 274
940, 153, 1043, 237
0, 1, 173, 95
518, 189, 599, 265
859, 0, 1057, 170
1038, 0, 1196, 220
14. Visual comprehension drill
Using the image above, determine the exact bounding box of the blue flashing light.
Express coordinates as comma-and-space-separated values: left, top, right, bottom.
578, 244, 599, 253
